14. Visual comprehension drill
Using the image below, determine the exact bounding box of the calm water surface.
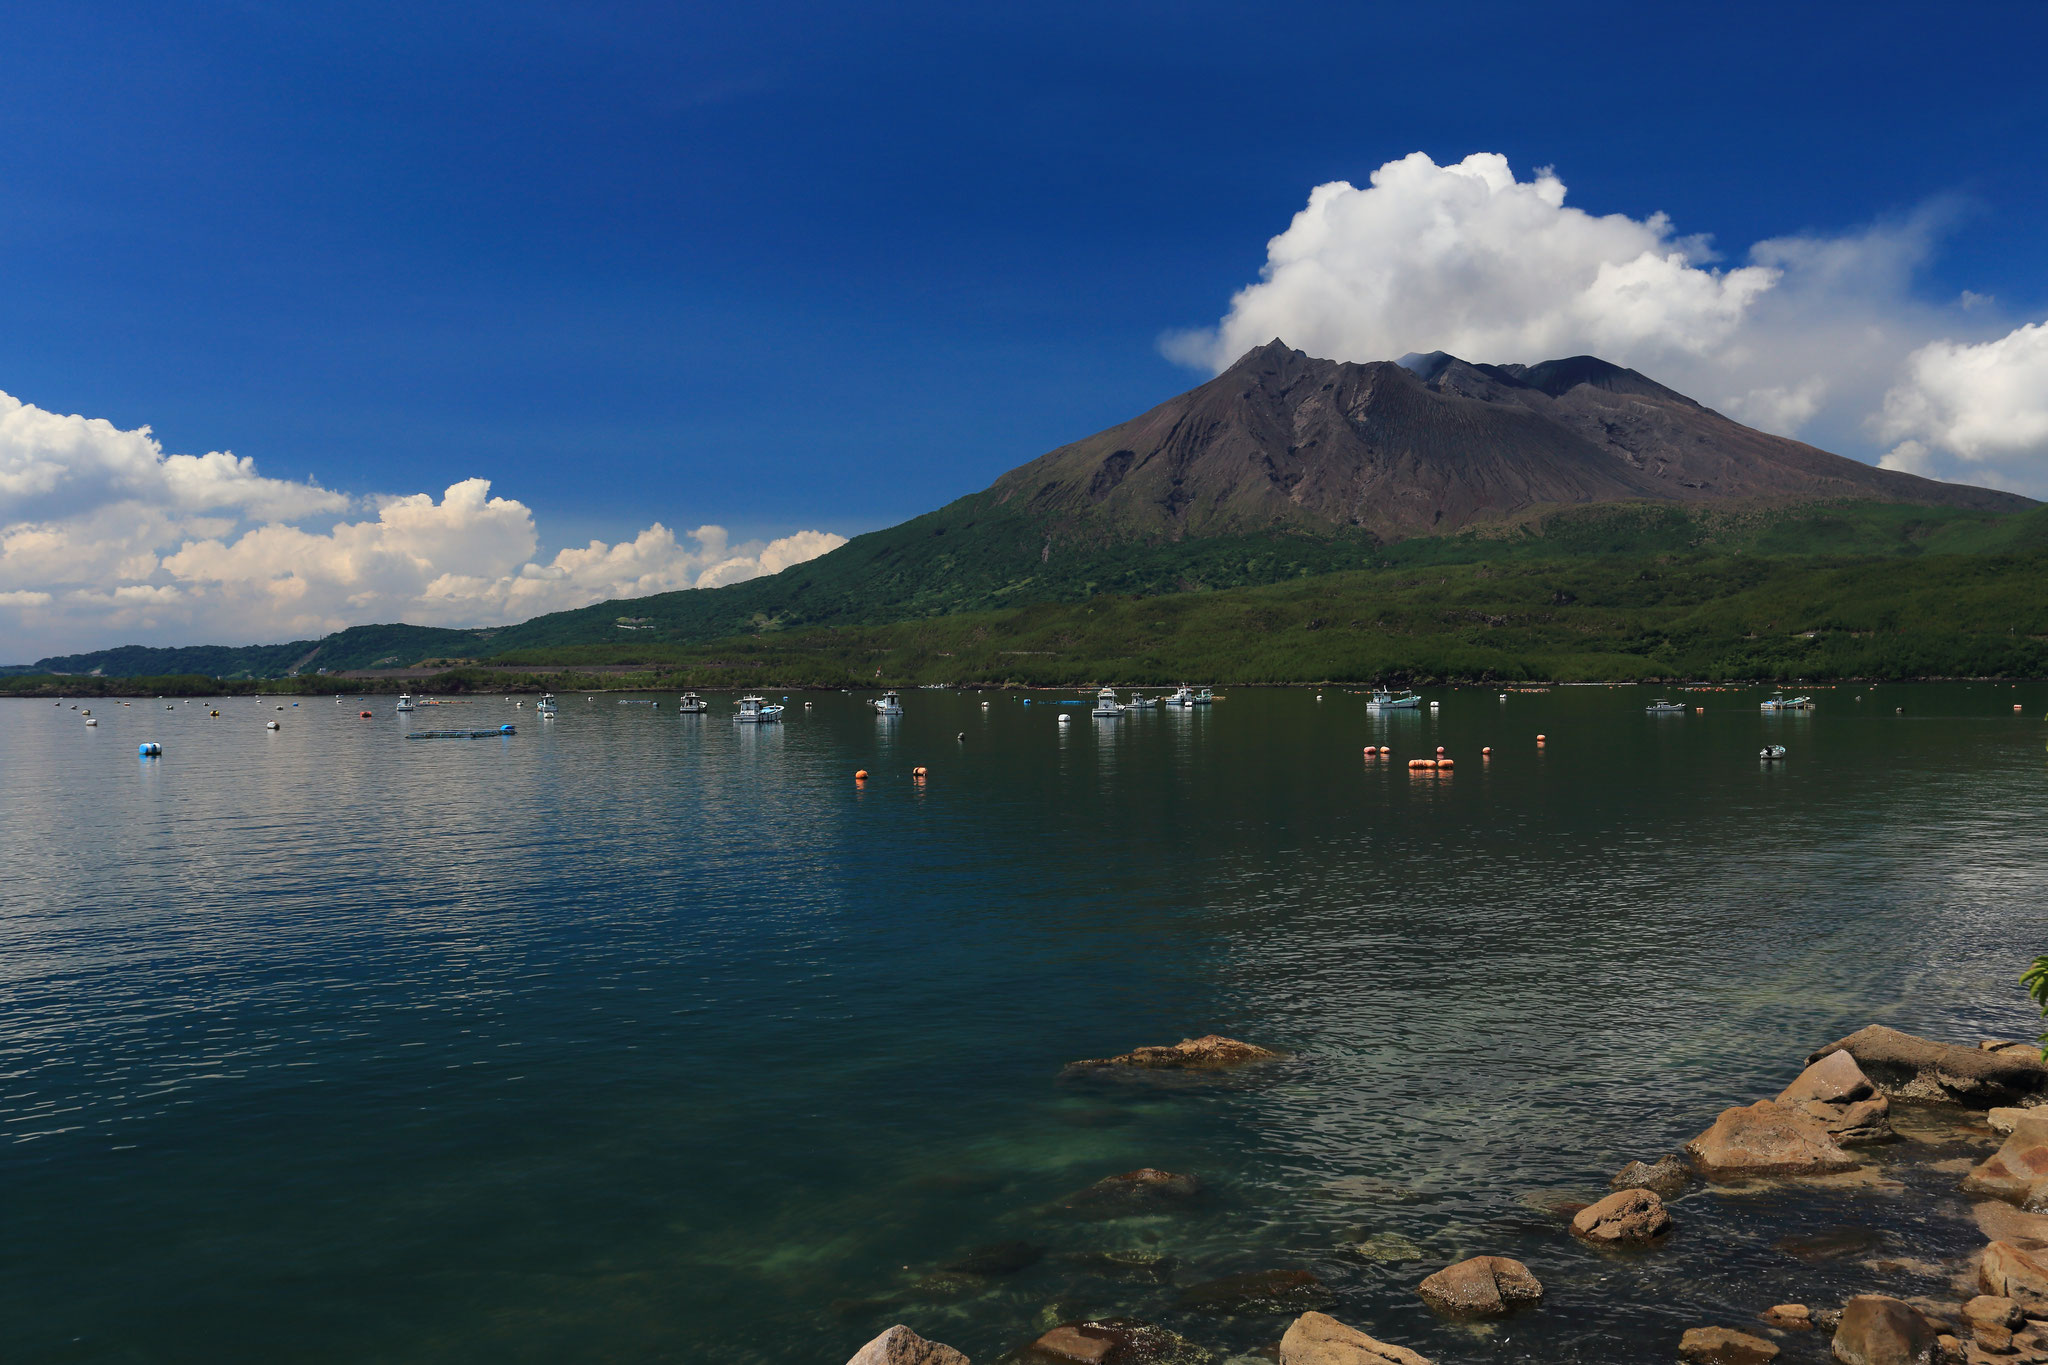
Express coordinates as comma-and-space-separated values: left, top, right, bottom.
3, 684, 2045, 1363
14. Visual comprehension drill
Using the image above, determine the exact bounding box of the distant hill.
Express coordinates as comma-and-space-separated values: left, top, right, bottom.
20, 343, 2036, 678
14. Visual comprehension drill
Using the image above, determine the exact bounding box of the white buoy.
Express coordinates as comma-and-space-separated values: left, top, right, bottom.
266, 720, 280, 730
1057, 714, 1071, 724
85, 718, 97, 726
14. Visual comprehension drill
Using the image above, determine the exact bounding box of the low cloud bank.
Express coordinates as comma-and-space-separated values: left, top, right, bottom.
0, 392, 845, 660
1166, 151, 2048, 495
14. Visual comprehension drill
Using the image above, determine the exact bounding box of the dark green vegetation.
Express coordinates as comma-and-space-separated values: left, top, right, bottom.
18, 500, 2048, 689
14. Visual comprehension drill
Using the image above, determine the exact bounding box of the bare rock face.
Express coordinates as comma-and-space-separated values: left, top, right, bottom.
1611, 1153, 1691, 1197
1830, 1294, 1937, 1365
1962, 1115, 2048, 1206
1066, 1036, 1284, 1072
1777, 1051, 1895, 1144
1808, 1026, 2048, 1108
1684, 1100, 1861, 1179
847, 1325, 971, 1365
1678, 1326, 1780, 1363
1569, 1188, 1673, 1244
1277, 1311, 1432, 1365
1416, 1255, 1543, 1318
1980, 1240, 2048, 1312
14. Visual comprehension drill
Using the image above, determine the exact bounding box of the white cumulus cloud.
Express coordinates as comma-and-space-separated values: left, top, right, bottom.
1165, 151, 2039, 490
0, 390, 847, 660
1875, 322, 2048, 494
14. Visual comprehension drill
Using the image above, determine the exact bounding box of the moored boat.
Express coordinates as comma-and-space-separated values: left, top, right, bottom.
1645, 699, 1687, 713
1091, 687, 1123, 717
1366, 689, 1422, 709
1759, 744, 1788, 760
677, 692, 708, 713
535, 693, 559, 716
734, 695, 785, 723
395, 693, 417, 712
1761, 694, 1813, 711
872, 690, 903, 716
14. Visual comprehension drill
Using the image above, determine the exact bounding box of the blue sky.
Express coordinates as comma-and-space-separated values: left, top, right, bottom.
3, 1, 2047, 656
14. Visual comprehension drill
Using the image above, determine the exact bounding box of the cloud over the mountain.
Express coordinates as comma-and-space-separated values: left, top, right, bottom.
1875, 322, 2048, 494
0, 390, 845, 659
1166, 152, 2038, 491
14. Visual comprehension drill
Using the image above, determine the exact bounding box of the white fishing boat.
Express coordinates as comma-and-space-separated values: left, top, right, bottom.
1165, 685, 1198, 707
1644, 699, 1687, 714
395, 693, 417, 712
734, 694, 784, 724
1091, 687, 1123, 717
1759, 744, 1788, 760
1192, 688, 1214, 705
677, 692, 708, 713
872, 690, 903, 716
1761, 694, 1813, 712
1123, 693, 1159, 710
1366, 690, 1422, 710
535, 693, 559, 717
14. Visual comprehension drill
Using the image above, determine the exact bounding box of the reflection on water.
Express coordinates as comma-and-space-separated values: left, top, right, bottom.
1, 683, 2045, 1363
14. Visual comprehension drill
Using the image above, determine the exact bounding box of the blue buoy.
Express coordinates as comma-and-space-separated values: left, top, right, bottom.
137, 741, 162, 756
499, 723, 515, 734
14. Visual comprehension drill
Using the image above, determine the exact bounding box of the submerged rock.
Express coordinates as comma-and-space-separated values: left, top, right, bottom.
1342, 1230, 1428, 1263
1062, 1168, 1203, 1213
1611, 1154, 1691, 1197
1773, 1226, 1889, 1263
940, 1241, 1044, 1276
1830, 1294, 1936, 1365
846, 1324, 971, 1365
1022, 1318, 1214, 1365
1416, 1255, 1543, 1318
1569, 1188, 1672, 1244
1677, 1326, 1779, 1363
1277, 1311, 1432, 1365
1759, 1304, 1813, 1330
1176, 1269, 1332, 1315
1685, 1100, 1861, 1179
1808, 1025, 2048, 1108
1059, 1249, 1181, 1284
1066, 1036, 1285, 1073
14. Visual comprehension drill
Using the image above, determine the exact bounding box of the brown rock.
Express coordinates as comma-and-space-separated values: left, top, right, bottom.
1832, 1295, 1937, 1365
1782, 1050, 1883, 1105
1416, 1255, 1543, 1318
1031, 1326, 1116, 1365
1761, 1304, 1814, 1330
1809, 1026, 2048, 1108
1974, 1200, 2048, 1251
1569, 1188, 1673, 1243
1981, 1241, 2048, 1312
1067, 1035, 1284, 1071
1962, 1296, 2023, 1331
847, 1325, 971, 1365
1277, 1311, 1432, 1365
1963, 1136, 2048, 1204
1612, 1153, 1691, 1197
1679, 1326, 1780, 1363
1685, 1100, 1862, 1179
1930, 1336, 1961, 1365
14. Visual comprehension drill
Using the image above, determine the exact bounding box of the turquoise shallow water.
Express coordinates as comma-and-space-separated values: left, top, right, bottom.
3, 683, 2046, 1363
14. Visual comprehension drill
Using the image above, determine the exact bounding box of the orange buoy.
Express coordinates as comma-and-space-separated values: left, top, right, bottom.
1536, 734, 1547, 743
1435, 745, 1445, 755
1378, 745, 1392, 756
1437, 757, 1454, 769
358, 710, 372, 718
1481, 746, 1492, 755
854, 769, 869, 781
912, 766, 927, 777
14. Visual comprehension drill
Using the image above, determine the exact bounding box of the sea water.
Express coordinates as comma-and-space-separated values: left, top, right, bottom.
2, 684, 2044, 1362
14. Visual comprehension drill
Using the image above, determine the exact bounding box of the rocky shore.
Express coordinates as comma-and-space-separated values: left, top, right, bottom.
837, 1026, 2048, 1365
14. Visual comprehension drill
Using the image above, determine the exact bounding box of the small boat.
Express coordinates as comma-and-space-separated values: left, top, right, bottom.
1366, 690, 1422, 710
872, 690, 903, 716
1645, 699, 1687, 714
1761, 694, 1813, 712
617, 698, 658, 706
1123, 694, 1159, 710
1759, 744, 1788, 760
1092, 687, 1123, 718
734, 695, 784, 723
407, 725, 517, 740
395, 693, 417, 712
1192, 688, 1214, 705
535, 693, 559, 716
677, 693, 708, 713
1165, 685, 1198, 708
